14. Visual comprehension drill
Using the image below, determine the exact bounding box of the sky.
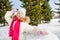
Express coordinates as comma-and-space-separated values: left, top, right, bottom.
9, 0, 59, 11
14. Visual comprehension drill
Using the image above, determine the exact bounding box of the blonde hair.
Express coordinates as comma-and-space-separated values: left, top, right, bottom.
24, 16, 30, 24
11, 15, 30, 24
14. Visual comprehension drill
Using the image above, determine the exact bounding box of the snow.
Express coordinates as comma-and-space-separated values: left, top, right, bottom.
0, 19, 60, 40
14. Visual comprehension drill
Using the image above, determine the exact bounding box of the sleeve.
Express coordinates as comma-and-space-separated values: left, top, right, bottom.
21, 22, 37, 34
4, 11, 13, 25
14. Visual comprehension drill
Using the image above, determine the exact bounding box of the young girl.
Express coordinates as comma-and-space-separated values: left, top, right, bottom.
5, 8, 59, 40
5, 8, 37, 40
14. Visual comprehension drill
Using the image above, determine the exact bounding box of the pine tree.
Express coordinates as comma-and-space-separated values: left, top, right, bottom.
20, 0, 42, 26
41, 0, 52, 22
54, 0, 60, 18
0, 0, 11, 24
20, 0, 52, 25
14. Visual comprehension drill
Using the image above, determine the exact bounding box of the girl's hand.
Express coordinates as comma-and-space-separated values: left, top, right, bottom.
37, 30, 48, 35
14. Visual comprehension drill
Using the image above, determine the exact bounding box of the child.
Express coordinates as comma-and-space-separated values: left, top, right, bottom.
5, 8, 59, 40
5, 8, 38, 40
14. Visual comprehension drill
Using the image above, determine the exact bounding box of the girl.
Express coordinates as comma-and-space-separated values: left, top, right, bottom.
5, 8, 38, 40
5, 8, 59, 40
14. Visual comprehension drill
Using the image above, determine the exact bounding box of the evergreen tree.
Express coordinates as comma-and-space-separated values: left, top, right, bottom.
0, 0, 11, 24
20, 0, 52, 25
41, 0, 52, 22
54, 0, 60, 18
20, 0, 42, 26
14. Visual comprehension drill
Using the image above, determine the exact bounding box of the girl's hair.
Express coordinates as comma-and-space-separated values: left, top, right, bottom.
10, 13, 30, 24
24, 16, 30, 24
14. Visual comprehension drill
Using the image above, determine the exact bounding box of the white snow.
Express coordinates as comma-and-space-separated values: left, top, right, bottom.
0, 19, 60, 40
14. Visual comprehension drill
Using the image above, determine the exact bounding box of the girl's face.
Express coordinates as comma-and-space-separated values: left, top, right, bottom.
16, 12, 25, 19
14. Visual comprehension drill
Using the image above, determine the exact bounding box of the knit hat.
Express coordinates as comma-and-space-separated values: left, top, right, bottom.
14, 8, 26, 17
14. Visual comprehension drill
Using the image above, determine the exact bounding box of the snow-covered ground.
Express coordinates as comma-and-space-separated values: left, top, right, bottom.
0, 19, 60, 40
